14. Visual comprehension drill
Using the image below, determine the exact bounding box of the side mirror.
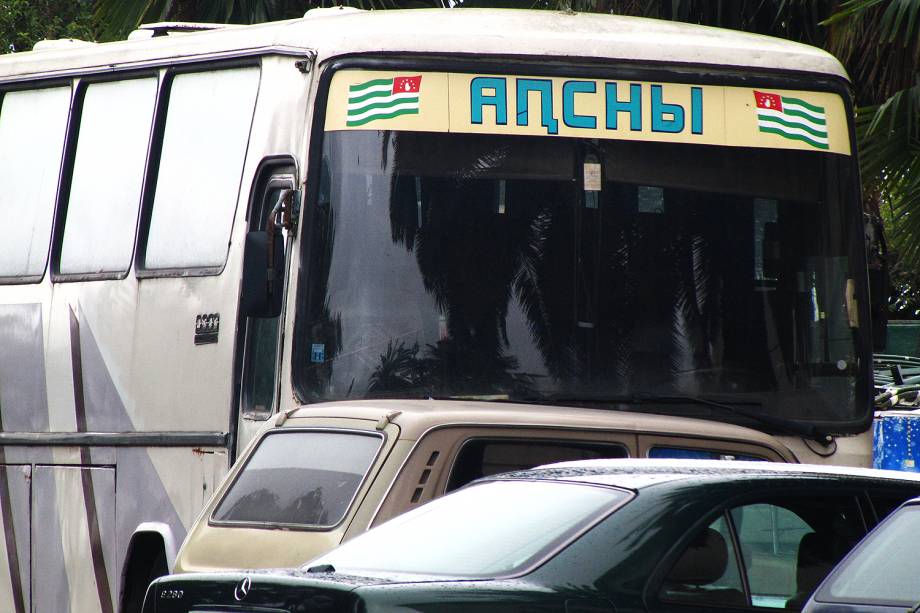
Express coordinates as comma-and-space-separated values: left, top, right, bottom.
240, 230, 284, 318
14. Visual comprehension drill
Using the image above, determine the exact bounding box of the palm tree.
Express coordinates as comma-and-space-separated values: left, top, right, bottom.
823, 1, 920, 318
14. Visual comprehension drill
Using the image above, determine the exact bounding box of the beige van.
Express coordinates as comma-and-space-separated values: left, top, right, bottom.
173, 399, 796, 573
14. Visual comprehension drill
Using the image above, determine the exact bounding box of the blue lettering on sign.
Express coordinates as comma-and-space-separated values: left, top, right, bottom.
690, 86, 703, 134
468, 78, 704, 138
516, 79, 558, 135
651, 84, 684, 133
605, 82, 642, 131
471, 77, 508, 125
562, 81, 597, 129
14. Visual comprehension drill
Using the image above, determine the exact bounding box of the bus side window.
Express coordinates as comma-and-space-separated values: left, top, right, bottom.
56, 77, 157, 279
142, 66, 260, 273
0, 86, 71, 281
239, 167, 295, 418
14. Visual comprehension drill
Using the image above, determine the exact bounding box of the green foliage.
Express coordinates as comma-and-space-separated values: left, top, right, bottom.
824, 1, 920, 315
0, 0, 94, 53
93, 0, 441, 42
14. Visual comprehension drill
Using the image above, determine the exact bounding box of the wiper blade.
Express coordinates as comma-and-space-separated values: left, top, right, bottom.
306, 564, 335, 574
511, 393, 833, 444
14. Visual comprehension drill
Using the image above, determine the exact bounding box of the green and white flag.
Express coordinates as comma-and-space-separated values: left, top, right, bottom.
347, 75, 422, 127
753, 91, 828, 150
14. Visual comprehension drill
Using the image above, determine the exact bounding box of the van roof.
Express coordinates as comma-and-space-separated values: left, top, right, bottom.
0, 8, 847, 83
281, 398, 796, 459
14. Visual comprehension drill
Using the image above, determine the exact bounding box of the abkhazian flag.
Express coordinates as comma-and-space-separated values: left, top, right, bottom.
346, 75, 422, 127
753, 91, 828, 150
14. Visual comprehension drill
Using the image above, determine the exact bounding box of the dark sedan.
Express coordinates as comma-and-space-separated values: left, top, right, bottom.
804, 495, 920, 612
143, 460, 920, 613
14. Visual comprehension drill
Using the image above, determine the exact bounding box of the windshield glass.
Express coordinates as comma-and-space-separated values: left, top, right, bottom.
819, 505, 920, 606
308, 479, 627, 577
293, 74, 868, 431
212, 430, 382, 527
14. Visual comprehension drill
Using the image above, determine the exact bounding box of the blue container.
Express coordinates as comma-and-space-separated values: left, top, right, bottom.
873, 412, 920, 472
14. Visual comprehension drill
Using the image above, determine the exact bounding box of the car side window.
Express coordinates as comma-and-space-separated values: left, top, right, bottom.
730, 497, 864, 609
868, 491, 910, 522
660, 514, 746, 607
660, 495, 865, 610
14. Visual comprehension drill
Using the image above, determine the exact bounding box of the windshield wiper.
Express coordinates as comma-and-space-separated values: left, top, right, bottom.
499, 392, 833, 444
306, 564, 336, 574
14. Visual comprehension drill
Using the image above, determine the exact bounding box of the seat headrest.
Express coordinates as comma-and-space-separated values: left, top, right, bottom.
796, 531, 836, 592
667, 527, 729, 585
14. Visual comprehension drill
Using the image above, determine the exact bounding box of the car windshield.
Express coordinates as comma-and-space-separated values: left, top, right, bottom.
293, 128, 867, 431
307, 479, 629, 577
817, 505, 920, 606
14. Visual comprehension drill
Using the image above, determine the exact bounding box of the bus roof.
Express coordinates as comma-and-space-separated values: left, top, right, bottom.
0, 8, 848, 83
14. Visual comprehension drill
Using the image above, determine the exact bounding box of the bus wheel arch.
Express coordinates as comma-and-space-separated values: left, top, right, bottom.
120, 524, 176, 613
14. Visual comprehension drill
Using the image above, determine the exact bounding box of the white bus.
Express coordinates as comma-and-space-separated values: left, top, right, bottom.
0, 7, 872, 613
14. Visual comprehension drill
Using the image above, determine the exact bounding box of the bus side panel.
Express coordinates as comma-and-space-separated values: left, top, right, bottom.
114, 446, 227, 583
131, 276, 238, 432
60, 281, 232, 596
33, 465, 115, 613
0, 465, 29, 613
0, 303, 49, 432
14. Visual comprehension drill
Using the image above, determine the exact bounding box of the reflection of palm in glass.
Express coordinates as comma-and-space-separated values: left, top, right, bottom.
222, 487, 279, 522
222, 486, 329, 525
296, 130, 858, 421
375, 170, 559, 396
216, 469, 360, 525
282, 488, 329, 526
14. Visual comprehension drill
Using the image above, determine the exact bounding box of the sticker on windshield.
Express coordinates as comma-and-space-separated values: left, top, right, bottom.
347, 75, 422, 127
311, 343, 325, 363
754, 91, 828, 150
325, 70, 850, 155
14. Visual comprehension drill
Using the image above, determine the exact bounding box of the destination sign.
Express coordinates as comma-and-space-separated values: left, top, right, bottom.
325, 70, 850, 155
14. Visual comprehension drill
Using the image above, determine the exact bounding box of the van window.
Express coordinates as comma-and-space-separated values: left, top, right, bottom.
144, 67, 259, 270
446, 439, 628, 491
212, 430, 382, 527
649, 447, 765, 461
0, 86, 71, 279
59, 78, 157, 275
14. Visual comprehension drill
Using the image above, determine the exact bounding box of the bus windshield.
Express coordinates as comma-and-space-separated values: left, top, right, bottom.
293, 118, 867, 430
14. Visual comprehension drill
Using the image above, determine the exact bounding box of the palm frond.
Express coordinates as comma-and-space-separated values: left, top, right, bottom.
860, 80, 920, 270
94, 0, 170, 42
824, 0, 920, 103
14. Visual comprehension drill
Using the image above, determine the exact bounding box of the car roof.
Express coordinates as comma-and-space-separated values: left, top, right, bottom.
279, 398, 793, 451
0, 9, 847, 82
483, 458, 920, 490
